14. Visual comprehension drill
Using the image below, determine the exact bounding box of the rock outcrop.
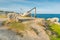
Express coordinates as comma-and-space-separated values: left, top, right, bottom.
0, 18, 50, 40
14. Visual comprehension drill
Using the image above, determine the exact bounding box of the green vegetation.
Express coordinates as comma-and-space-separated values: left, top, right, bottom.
50, 35, 60, 40
2, 21, 7, 25
9, 22, 26, 31
2, 20, 32, 32
47, 21, 60, 40
2, 20, 27, 31
50, 24, 60, 36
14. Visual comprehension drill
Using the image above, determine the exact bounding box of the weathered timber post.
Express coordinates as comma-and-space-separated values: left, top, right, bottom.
34, 7, 36, 18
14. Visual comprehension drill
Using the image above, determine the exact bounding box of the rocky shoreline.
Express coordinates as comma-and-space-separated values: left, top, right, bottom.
0, 17, 60, 40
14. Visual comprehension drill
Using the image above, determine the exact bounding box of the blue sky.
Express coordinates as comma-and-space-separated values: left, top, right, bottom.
0, 0, 60, 13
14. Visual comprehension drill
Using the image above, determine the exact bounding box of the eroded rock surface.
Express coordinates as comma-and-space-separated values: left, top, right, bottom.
0, 18, 50, 40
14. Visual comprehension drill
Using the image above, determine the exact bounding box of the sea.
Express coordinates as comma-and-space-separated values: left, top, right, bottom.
32, 14, 60, 21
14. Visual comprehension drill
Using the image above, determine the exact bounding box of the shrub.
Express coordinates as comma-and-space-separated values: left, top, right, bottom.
9, 21, 26, 31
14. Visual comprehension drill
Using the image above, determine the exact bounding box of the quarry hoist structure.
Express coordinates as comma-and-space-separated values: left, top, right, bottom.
7, 7, 36, 22
20, 7, 36, 18
27, 7, 36, 18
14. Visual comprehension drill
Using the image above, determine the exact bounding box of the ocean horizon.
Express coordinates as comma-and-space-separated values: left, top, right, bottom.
32, 14, 60, 18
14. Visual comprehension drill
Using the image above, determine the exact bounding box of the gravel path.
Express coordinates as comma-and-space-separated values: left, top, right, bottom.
0, 29, 21, 40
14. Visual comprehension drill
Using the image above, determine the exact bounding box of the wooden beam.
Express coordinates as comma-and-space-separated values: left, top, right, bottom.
34, 7, 36, 18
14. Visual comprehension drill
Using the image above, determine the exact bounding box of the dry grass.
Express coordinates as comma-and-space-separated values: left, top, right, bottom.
0, 15, 7, 18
